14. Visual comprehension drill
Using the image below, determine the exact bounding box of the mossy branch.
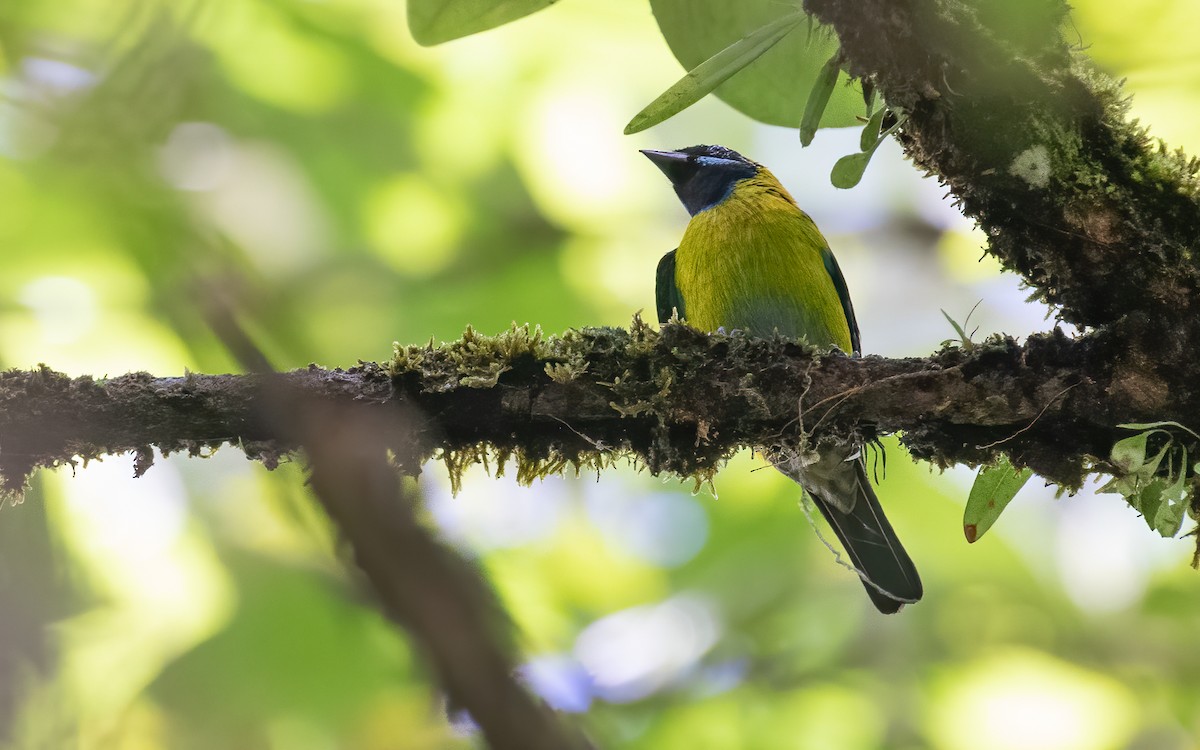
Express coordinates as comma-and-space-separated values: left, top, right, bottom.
792, 0, 1200, 536
806, 0, 1200, 340
0, 320, 1180, 496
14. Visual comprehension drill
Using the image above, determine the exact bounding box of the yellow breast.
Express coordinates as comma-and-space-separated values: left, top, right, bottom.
673, 174, 854, 353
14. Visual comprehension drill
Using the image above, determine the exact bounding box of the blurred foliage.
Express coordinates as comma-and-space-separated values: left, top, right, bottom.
0, 0, 1198, 748
406, 0, 556, 46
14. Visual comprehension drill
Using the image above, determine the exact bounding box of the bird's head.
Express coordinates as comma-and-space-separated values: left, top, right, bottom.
641, 145, 759, 216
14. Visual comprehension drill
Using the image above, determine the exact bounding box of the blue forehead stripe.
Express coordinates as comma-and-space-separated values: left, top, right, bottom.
694, 155, 742, 169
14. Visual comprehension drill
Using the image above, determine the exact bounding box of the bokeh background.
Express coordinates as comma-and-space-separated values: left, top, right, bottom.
1, 1, 1198, 748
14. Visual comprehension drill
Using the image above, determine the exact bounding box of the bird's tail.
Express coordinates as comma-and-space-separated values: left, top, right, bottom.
782, 453, 922, 614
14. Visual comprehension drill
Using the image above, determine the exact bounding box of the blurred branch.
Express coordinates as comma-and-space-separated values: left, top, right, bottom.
300, 403, 589, 750
200, 302, 589, 750
0, 321, 1165, 494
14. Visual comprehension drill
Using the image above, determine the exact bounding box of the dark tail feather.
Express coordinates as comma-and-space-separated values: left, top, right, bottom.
809, 463, 922, 614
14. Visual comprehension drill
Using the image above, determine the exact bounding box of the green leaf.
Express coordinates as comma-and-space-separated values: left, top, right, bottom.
1133, 479, 1169, 529
1151, 448, 1189, 537
1118, 420, 1200, 441
1107, 434, 1191, 537
859, 106, 887, 152
625, 10, 805, 134
1145, 444, 1172, 483
830, 110, 908, 189
799, 55, 841, 146
648, 0, 862, 129
830, 151, 872, 189
940, 308, 970, 348
1110, 432, 1150, 475
1099, 439, 1168, 496
963, 455, 1033, 543
407, 0, 557, 46
1131, 476, 1187, 538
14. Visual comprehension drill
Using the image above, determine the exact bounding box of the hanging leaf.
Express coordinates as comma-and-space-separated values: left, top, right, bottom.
859, 106, 887, 152
829, 111, 907, 189
1134, 448, 1189, 537
1153, 463, 1189, 537
625, 11, 805, 134
1129, 477, 1187, 538
1110, 431, 1151, 475
799, 55, 841, 146
830, 151, 872, 189
648, 0, 862, 129
1102, 428, 1192, 537
963, 455, 1033, 542
407, 0, 557, 46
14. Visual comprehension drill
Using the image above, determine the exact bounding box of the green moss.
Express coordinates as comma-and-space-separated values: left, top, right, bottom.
437, 442, 620, 496
390, 323, 555, 391
390, 319, 755, 496
544, 361, 588, 384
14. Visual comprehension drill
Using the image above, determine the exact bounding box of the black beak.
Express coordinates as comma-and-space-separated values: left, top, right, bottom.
640, 149, 694, 186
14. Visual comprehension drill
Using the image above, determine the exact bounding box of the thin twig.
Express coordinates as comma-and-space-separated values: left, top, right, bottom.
976, 383, 1080, 450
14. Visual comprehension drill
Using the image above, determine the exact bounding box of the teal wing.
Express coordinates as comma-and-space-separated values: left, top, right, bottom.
656, 249, 685, 324
821, 248, 860, 356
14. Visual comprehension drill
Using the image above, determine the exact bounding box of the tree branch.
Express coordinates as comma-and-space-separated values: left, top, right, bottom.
0, 322, 1169, 495
193, 296, 589, 749
807, 0, 1200, 338
299, 402, 588, 750
5, 3, 1197, 564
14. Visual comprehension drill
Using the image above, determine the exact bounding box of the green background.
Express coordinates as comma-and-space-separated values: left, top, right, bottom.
0, 1, 1197, 748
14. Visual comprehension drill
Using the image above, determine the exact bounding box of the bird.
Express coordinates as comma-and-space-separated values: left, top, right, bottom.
642, 144, 922, 613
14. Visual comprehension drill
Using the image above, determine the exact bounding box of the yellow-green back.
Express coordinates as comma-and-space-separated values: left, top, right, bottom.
673, 170, 854, 353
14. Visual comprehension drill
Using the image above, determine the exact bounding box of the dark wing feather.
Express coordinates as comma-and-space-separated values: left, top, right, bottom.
821, 247, 860, 356
656, 249, 685, 324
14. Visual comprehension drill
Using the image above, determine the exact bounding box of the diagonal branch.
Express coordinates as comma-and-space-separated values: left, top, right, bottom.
300, 402, 589, 750
806, 0, 1200, 340
197, 291, 589, 750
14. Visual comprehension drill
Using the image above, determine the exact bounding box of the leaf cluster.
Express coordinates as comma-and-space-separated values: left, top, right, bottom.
1101, 423, 1198, 538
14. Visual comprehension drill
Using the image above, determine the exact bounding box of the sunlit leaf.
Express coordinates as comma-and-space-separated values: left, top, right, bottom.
649, 0, 862, 129
625, 11, 805, 134
407, 0, 557, 46
963, 455, 1032, 542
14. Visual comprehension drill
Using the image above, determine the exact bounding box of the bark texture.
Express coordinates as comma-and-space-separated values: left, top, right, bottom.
0, 321, 1169, 496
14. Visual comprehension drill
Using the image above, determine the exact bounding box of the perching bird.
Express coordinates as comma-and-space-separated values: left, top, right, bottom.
642, 145, 922, 613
